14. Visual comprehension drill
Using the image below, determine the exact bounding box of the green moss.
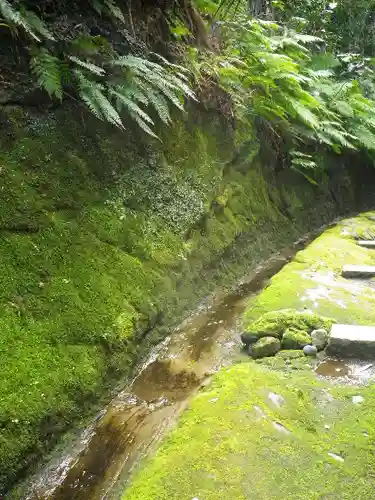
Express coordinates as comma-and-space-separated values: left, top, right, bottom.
251, 336, 281, 358
243, 214, 375, 327
282, 327, 312, 349
245, 309, 334, 339
1, 101, 374, 494
123, 362, 375, 499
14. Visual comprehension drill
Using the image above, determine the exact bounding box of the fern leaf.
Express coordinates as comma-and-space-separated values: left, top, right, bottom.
21, 8, 54, 40
289, 99, 320, 128
109, 87, 154, 125
129, 111, 159, 138
145, 74, 185, 111
0, 0, 40, 40
351, 125, 375, 150
69, 56, 106, 76
30, 48, 63, 100
104, 0, 125, 23
147, 90, 171, 125
75, 71, 124, 129
133, 78, 171, 125
151, 52, 190, 73
331, 100, 354, 117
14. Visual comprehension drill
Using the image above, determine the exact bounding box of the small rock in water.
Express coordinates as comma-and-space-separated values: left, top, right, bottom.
311, 328, 329, 351
328, 452, 344, 462
303, 345, 317, 357
352, 395, 364, 405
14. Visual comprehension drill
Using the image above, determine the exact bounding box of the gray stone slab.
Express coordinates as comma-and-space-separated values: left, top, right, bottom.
342, 265, 375, 279
327, 324, 375, 358
357, 241, 375, 249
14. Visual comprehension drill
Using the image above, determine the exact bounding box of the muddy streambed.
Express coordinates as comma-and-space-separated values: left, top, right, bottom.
21, 225, 375, 500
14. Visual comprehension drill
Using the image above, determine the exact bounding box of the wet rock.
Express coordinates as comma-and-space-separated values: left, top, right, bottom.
328, 452, 344, 462
303, 345, 317, 357
311, 328, 329, 351
352, 395, 364, 405
251, 337, 281, 359
268, 392, 285, 407
241, 332, 258, 347
282, 328, 312, 350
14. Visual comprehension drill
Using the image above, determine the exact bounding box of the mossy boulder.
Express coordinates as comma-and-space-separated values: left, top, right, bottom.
311, 328, 329, 351
282, 327, 312, 350
250, 336, 281, 359
245, 309, 334, 340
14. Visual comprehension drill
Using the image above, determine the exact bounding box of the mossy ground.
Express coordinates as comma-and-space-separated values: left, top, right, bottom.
0, 102, 373, 494
123, 213, 375, 499
123, 362, 375, 500
243, 213, 375, 326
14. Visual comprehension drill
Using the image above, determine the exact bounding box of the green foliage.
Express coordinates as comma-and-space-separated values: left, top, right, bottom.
0, 0, 53, 41
30, 47, 63, 100
187, 10, 375, 168
1, 1, 195, 136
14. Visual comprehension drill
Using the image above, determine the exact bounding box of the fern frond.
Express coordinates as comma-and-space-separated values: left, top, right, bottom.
331, 100, 354, 117
109, 86, 154, 125
133, 78, 171, 125
288, 99, 320, 128
21, 8, 54, 40
30, 48, 63, 100
69, 55, 105, 76
151, 52, 190, 73
104, 0, 125, 23
0, 0, 40, 40
143, 74, 185, 111
75, 70, 124, 129
351, 125, 375, 150
129, 111, 159, 138
147, 90, 171, 125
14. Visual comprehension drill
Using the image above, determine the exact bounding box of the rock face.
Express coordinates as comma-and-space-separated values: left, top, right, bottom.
251, 337, 281, 359
303, 345, 318, 357
311, 329, 329, 351
241, 332, 259, 347
282, 328, 312, 350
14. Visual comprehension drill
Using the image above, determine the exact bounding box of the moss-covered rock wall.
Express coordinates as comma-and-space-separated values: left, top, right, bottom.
0, 102, 374, 493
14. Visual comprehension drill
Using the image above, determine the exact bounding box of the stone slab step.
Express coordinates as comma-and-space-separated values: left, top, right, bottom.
327, 324, 375, 358
342, 265, 375, 279
357, 240, 375, 249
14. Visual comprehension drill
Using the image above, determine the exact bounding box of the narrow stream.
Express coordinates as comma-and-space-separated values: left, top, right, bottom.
23, 232, 325, 500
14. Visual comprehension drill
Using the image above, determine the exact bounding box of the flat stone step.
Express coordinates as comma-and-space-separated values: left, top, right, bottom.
357, 240, 375, 249
341, 265, 375, 279
327, 324, 375, 358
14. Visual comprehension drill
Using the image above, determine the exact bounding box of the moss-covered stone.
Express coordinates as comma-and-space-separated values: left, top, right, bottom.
245, 309, 334, 340
282, 327, 312, 349
243, 214, 375, 328
250, 336, 281, 359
